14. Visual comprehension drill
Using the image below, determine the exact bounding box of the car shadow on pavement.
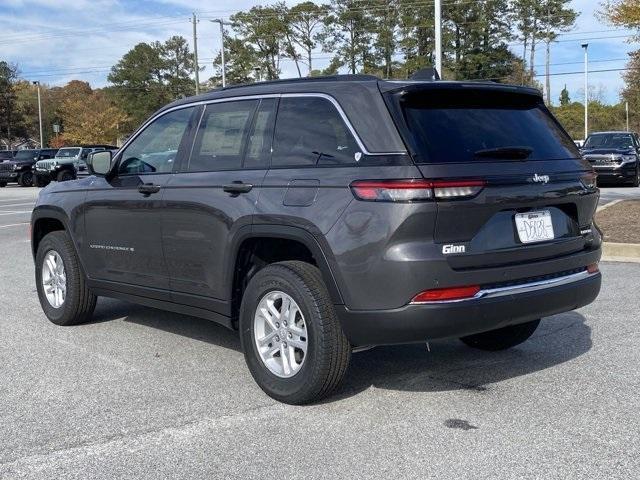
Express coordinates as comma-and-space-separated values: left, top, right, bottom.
90, 298, 242, 352
333, 311, 592, 400
88, 299, 591, 402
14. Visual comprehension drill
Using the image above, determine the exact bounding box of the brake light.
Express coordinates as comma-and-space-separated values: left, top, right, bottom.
350, 179, 485, 202
411, 285, 481, 303
580, 172, 597, 190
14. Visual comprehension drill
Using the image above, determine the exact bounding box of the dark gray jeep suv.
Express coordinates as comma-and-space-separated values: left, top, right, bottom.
31, 75, 602, 404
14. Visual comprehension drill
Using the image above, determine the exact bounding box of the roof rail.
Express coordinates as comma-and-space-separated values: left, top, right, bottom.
218, 74, 380, 91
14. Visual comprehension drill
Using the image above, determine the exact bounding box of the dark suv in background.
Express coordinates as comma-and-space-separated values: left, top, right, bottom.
0, 150, 13, 162
581, 131, 640, 186
0, 148, 57, 187
31, 75, 602, 404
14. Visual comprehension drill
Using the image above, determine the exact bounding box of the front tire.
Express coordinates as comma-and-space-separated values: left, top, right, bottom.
460, 319, 540, 351
239, 261, 351, 405
57, 170, 75, 182
632, 166, 640, 187
18, 171, 33, 187
34, 175, 50, 188
0, 181, 6, 188
35, 231, 97, 326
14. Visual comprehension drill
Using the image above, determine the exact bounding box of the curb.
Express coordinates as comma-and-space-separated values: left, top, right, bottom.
602, 242, 640, 263
596, 199, 622, 213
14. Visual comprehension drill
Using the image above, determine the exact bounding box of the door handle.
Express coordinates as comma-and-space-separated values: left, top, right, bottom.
138, 183, 161, 195
223, 182, 253, 194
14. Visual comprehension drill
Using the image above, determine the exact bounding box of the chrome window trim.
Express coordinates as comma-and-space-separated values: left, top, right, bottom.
412, 269, 597, 305
115, 93, 407, 160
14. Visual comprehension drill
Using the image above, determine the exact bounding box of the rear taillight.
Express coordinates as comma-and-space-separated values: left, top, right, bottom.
411, 285, 481, 303
350, 179, 485, 202
580, 172, 597, 190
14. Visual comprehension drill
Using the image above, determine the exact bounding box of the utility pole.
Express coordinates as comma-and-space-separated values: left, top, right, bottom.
545, 1, 551, 106
434, 0, 442, 78
190, 13, 200, 95
626, 101, 630, 132
582, 43, 589, 140
211, 19, 227, 87
33, 81, 43, 148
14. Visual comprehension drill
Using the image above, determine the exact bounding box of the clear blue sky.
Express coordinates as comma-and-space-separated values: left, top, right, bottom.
0, 0, 635, 105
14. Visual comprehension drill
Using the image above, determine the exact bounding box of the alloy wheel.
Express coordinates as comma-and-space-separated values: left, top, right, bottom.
42, 250, 66, 308
253, 291, 308, 378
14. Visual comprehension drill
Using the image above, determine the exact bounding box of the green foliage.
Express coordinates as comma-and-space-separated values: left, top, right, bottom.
287, 1, 329, 73
209, 37, 259, 87
0, 61, 28, 148
231, 5, 288, 80
551, 101, 627, 140
559, 85, 571, 106
107, 36, 196, 131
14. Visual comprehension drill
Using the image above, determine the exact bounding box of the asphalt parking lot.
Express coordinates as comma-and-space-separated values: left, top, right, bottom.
1, 184, 639, 479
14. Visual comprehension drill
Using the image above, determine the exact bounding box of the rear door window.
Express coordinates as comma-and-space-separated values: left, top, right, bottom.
244, 99, 276, 169
188, 100, 258, 172
396, 89, 579, 163
271, 97, 360, 167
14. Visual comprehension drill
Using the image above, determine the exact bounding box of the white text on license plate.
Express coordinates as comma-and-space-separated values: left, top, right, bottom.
514, 211, 554, 244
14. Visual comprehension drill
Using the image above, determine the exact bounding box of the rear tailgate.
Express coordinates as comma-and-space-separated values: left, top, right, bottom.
383, 83, 599, 270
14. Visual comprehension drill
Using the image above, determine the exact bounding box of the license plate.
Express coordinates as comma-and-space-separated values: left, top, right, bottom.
515, 210, 555, 244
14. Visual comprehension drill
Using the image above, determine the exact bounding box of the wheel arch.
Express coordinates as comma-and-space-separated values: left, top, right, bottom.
31, 207, 72, 260
227, 225, 345, 324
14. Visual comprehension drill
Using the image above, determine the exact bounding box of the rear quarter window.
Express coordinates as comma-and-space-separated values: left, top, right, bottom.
396, 89, 579, 163
271, 97, 360, 167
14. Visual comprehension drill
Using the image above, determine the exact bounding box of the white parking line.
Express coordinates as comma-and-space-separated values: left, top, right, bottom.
0, 210, 32, 216
0, 202, 36, 208
0, 222, 29, 228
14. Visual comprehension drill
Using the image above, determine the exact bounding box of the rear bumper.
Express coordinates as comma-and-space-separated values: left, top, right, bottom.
338, 270, 601, 346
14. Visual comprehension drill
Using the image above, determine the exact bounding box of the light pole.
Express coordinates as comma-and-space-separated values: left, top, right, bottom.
211, 19, 229, 87
434, 0, 442, 78
33, 81, 43, 148
582, 43, 588, 140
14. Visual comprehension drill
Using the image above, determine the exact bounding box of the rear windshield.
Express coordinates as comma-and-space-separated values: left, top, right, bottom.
398, 89, 579, 163
56, 148, 80, 158
584, 133, 634, 150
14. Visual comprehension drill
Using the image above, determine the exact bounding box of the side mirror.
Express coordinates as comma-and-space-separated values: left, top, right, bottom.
88, 150, 113, 176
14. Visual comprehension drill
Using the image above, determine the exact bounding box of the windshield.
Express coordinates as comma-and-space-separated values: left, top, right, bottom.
396, 89, 579, 163
55, 148, 81, 158
584, 133, 635, 150
14, 150, 37, 160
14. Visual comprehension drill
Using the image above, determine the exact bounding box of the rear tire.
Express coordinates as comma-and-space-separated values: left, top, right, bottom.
18, 171, 33, 187
460, 319, 540, 351
239, 261, 351, 405
57, 170, 75, 182
35, 231, 97, 326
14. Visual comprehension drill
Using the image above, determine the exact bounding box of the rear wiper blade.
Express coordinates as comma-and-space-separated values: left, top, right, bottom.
474, 146, 533, 160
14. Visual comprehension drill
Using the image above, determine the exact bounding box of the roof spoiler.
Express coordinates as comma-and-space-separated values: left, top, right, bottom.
410, 68, 440, 81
